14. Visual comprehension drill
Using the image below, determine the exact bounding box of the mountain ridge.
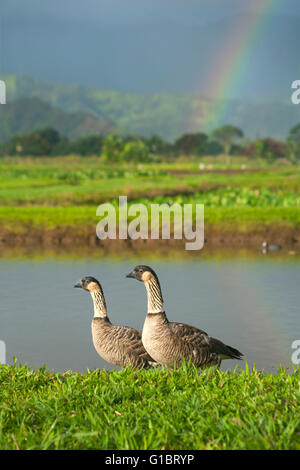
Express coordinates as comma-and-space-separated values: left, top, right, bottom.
1, 74, 300, 141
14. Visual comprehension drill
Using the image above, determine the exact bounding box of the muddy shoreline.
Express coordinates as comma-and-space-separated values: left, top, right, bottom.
0, 224, 299, 253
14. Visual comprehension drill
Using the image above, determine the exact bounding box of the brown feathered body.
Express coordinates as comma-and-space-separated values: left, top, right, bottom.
142, 312, 243, 368
92, 317, 155, 369
138, 268, 243, 369
77, 277, 156, 370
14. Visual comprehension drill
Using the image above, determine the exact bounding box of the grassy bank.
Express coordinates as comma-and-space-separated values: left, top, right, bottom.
0, 157, 299, 249
0, 363, 299, 450
1, 206, 299, 229
0, 206, 299, 250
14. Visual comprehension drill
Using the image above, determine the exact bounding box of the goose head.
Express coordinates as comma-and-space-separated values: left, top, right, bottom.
74, 276, 101, 292
126, 265, 164, 313
126, 265, 158, 283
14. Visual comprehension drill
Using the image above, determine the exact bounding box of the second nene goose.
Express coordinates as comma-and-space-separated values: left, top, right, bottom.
126, 266, 243, 369
74, 276, 155, 369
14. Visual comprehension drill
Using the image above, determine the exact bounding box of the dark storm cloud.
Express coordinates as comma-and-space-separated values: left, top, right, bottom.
1, 0, 300, 98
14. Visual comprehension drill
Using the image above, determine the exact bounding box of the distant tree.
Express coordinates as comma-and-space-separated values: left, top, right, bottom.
39, 128, 61, 147
101, 134, 150, 163
174, 133, 208, 155
0, 128, 61, 156
229, 143, 245, 156
26, 128, 61, 155
70, 135, 103, 156
287, 123, 300, 160
288, 123, 300, 146
205, 139, 223, 155
101, 134, 123, 162
143, 134, 171, 155
50, 137, 71, 155
245, 138, 287, 161
210, 125, 244, 155
51, 135, 104, 156
119, 140, 150, 162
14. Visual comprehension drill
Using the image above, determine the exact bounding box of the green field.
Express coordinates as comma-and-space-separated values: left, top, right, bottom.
0, 156, 299, 241
0, 363, 298, 450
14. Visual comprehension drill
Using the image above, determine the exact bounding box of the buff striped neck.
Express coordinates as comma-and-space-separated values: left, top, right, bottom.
144, 277, 164, 314
90, 288, 107, 318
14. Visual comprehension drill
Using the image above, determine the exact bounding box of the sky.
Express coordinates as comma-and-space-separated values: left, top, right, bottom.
1, 0, 300, 100
2, 0, 300, 23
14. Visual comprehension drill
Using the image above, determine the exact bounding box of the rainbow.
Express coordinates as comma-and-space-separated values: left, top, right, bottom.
194, 0, 282, 133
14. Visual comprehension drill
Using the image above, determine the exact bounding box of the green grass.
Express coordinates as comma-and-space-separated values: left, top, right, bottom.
133, 187, 300, 208
0, 363, 298, 450
0, 206, 299, 233
0, 157, 299, 206
0, 157, 299, 234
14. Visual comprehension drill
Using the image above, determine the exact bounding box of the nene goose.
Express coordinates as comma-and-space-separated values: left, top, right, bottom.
126, 266, 243, 369
74, 276, 156, 369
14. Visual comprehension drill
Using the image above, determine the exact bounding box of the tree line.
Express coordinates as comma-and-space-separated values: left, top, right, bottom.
1, 124, 300, 162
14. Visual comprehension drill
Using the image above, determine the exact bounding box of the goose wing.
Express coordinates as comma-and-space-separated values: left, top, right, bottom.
112, 325, 157, 367
169, 322, 243, 361
169, 321, 208, 343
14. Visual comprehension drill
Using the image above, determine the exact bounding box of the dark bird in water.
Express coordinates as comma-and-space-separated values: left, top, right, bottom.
262, 241, 282, 254
126, 266, 243, 369
74, 276, 156, 369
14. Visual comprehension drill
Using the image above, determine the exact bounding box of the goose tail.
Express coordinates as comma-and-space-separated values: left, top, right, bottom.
209, 337, 244, 361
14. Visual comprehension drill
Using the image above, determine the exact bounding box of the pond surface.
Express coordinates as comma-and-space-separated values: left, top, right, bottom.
0, 256, 299, 373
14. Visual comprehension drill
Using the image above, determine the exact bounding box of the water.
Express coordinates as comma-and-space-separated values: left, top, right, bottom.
0, 257, 299, 373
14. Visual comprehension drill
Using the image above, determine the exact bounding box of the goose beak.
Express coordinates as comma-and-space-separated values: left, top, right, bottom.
126, 271, 135, 279
74, 281, 83, 288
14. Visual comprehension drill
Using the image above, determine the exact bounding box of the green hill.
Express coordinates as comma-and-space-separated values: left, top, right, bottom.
1, 74, 300, 141
0, 96, 115, 142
